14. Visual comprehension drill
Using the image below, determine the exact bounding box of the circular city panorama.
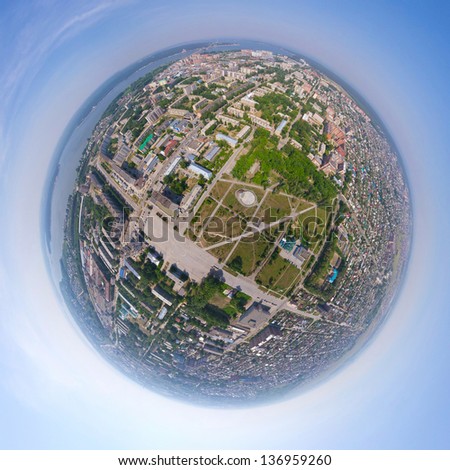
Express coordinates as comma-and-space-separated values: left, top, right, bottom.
62, 47, 411, 404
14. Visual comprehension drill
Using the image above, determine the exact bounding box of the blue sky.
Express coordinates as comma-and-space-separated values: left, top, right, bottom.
0, 0, 450, 449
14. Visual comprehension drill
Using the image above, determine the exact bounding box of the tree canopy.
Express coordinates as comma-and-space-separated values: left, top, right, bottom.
232, 129, 337, 203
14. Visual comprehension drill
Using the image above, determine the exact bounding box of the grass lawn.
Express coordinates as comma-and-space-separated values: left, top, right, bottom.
293, 207, 327, 252
204, 206, 247, 239
200, 231, 224, 247
296, 207, 316, 226
256, 192, 294, 223
193, 197, 219, 234
226, 235, 273, 276
310, 206, 330, 254
274, 262, 302, 292
210, 180, 232, 201
209, 292, 230, 309
209, 289, 250, 319
207, 242, 236, 262
295, 199, 315, 213
256, 253, 301, 294
316, 205, 331, 227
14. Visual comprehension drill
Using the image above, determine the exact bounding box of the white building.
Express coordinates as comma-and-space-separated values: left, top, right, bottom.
216, 133, 238, 148
163, 156, 181, 177
241, 94, 258, 110
227, 107, 245, 118
180, 184, 202, 211
236, 125, 251, 140
200, 119, 217, 135
188, 162, 213, 180
275, 119, 288, 136
217, 114, 240, 127
249, 114, 273, 132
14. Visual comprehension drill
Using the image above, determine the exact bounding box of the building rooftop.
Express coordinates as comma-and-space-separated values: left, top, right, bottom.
238, 302, 271, 329
216, 133, 237, 148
